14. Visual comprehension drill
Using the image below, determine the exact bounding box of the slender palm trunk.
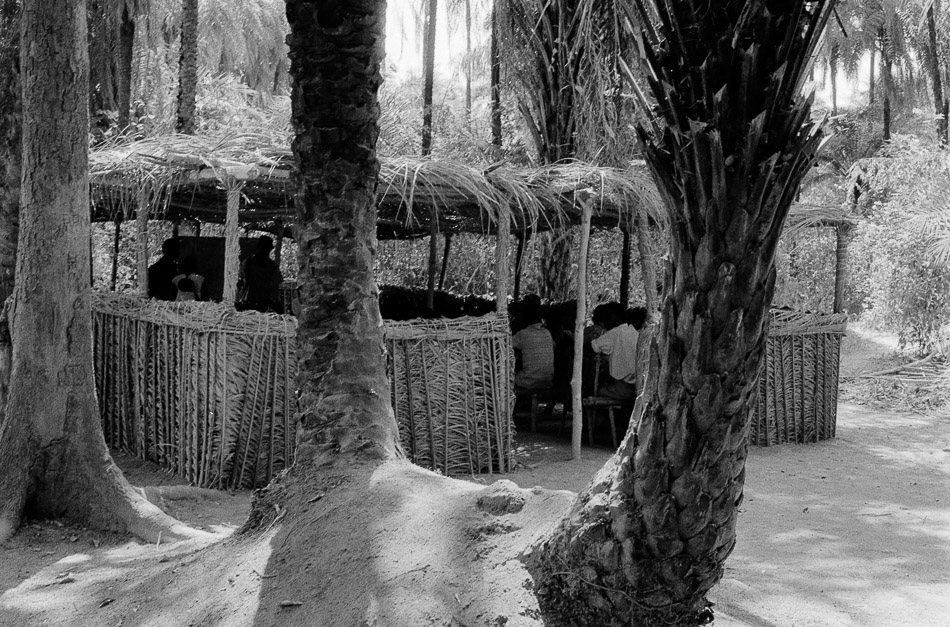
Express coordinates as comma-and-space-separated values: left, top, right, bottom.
116, 3, 134, 130
829, 44, 839, 116
176, 0, 198, 134
880, 26, 893, 141
868, 47, 876, 105
925, 4, 947, 146
833, 222, 853, 314
490, 4, 501, 150
421, 0, 437, 155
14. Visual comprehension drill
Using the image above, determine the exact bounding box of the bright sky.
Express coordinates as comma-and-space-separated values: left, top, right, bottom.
384, 0, 489, 82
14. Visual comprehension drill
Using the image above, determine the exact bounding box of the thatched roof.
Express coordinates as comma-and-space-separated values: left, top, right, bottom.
89, 132, 667, 238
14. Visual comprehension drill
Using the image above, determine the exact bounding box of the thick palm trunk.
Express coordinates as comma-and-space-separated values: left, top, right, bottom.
285, 0, 401, 467
528, 3, 833, 624
0, 0, 193, 544
176, 0, 198, 134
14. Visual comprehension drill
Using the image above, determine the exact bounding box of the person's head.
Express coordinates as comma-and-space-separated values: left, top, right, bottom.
543, 306, 562, 331
161, 238, 179, 259
520, 295, 543, 326
257, 236, 274, 255
598, 302, 626, 330
181, 255, 198, 275
627, 306, 648, 330
178, 277, 195, 293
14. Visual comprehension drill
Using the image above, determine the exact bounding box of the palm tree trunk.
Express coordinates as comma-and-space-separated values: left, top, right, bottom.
868, 47, 876, 105
925, 4, 947, 145
829, 44, 839, 116
176, 0, 198, 134
464, 0, 471, 122
528, 3, 832, 624
421, 0, 438, 155
116, 2, 134, 129
880, 26, 893, 141
536, 228, 573, 302
490, 4, 501, 150
285, 0, 401, 466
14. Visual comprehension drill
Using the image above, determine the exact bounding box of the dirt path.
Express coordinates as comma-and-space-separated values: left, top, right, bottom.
1, 325, 948, 626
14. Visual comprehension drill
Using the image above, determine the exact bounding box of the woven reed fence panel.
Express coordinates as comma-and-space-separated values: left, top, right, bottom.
750, 311, 848, 446
385, 315, 514, 475
93, 295, 514, 486
93, 294, 297, 489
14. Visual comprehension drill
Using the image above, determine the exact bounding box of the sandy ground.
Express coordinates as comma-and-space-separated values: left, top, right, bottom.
0, 325, 948, 626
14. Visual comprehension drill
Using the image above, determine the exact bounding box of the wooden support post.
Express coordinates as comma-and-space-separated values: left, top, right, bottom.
620, 229, 632, 308
195, 219, 202, 238
223, 183, 242, 305
513, 230, 528, 301
438, 232, 452, 291
495, 206, 509, 313
571, 200, 592, 460
110, 218, 121, 291
427, 214, 438, 311
136, 195, 148, 296
635, 215, 659, 321
274, 219, 285, 272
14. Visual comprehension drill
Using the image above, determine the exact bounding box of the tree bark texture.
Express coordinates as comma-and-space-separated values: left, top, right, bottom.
490, 4, 501, 150
0, 0, 20, 417
0, 0, 194, 544
528, 3, 833, 625
880, 26, 892, 142
925, 4, 947, 146
420, 0, 437, 155
286, 0, 402, 466
116, 2, 134, 129
536, 228, 573, 302
176, 0, 198, 134
635, 216, 659, 319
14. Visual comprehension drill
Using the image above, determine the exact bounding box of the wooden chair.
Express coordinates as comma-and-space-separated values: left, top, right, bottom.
582, 359, 622, 448
514, 387, 555, 433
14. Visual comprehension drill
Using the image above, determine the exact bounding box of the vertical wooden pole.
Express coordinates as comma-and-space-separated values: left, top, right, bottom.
426, 217, 438, 311
619, 229, 632, 308
274, 219, 284, 271
495, 206, 509, 313
438, 232, 452, 291
223, 183, 241, 305
136, 194, 148, 296
571, 201, 592, 459
513, 230, 528, 301
110, 219, 122, 291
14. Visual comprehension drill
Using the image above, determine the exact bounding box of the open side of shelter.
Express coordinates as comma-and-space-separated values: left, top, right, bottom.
87, 132, 852, 488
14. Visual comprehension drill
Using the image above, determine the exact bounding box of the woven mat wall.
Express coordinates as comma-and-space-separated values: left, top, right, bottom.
93, 294, 297, 489
385, 315, 514, 475
93, 295, 514, 486
750, 311, 847, 446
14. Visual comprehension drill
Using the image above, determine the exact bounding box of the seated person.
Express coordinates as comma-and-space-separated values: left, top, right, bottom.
173, 255, 205, 301
176, 277, 198, 302
590, 302, 639, 403
512, 297, 554, 393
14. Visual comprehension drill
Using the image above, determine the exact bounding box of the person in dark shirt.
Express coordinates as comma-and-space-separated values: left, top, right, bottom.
147, 239, 179, 301
237, 236, 284, 313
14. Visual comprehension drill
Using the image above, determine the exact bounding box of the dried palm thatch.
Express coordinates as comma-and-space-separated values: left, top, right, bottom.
94, 293, 514, 485
88, 131, 666, 237
750, 310, 848, 446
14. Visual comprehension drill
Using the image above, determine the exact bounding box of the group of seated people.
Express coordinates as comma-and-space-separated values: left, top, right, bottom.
511, 295, 648, 413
